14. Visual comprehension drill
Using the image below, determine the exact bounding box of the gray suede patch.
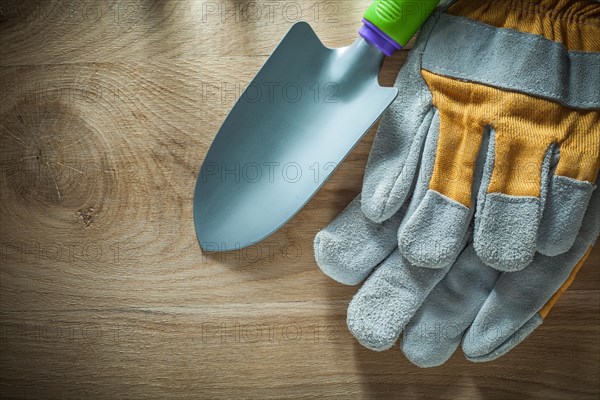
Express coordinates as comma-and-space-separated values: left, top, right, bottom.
464, 315, 543, 363
474, 193, 540, 271
314, 196, 402, 285
422, 13, 600, 109
401, 244, 500, 367
347, 250, 450, 351
361, 107, 434, 223
537, 175, 595, 256
399, 190, 470, 269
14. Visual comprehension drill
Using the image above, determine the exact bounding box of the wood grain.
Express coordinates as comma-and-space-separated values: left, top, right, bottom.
1, 1, 598, 399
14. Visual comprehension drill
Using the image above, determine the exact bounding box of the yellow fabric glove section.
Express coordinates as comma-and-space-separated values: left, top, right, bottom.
424, 69, 600, 207
448, 0, 600, 52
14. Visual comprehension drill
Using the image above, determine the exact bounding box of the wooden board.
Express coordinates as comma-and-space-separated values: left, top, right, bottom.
1, 1, 598, 399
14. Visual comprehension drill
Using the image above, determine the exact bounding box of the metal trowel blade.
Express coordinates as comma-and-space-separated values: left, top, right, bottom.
194, 22, 398, 251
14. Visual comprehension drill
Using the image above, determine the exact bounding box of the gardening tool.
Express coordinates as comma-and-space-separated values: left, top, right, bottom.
194, 0, 440, 251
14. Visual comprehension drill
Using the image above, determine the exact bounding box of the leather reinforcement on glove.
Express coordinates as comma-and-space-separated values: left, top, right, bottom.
314, 0, 600, 365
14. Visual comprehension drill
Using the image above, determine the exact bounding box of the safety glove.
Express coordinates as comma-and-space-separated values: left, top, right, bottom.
314, 0, 600, 363
320, 0, 600, 273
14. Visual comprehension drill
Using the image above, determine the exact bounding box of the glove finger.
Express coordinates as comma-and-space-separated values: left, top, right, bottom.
347, 249, 449, 351
462, 247, 590, 361
537, 108, 600, 256
473, 134, 556, 272
399, 116, 492, 269
464, 315, 541, 363
360, 10, 440, 224
401, 244, 500, 367
537, 175, 596, 257
463, 185, 600, 360
361, 96, 434, 224
314, 196, 402, 285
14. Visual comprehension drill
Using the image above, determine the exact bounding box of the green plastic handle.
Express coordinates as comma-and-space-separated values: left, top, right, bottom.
364, 0, 440, 47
